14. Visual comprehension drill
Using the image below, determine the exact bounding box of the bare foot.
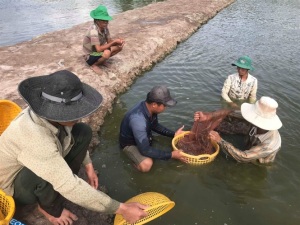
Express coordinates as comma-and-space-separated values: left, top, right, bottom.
90, 65, 102, 74
38, 205, 78, 225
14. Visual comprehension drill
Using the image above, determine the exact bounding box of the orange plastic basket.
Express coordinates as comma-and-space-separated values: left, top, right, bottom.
114, 192, 175, 225
172, 131, 219, 165
0, 100, 21, 135
0, 189, 15, 225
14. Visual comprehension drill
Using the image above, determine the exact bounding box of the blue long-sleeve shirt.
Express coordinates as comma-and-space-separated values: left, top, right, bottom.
119, 101, 175, 160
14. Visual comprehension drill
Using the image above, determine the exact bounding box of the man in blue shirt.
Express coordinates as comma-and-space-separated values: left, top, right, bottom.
119, 86, 186, 172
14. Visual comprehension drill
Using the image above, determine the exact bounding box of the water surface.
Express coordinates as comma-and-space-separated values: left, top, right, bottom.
93, 0, 300, 224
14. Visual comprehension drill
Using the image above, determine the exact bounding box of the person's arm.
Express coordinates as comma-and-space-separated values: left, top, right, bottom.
82, 151, 98, 189
85, 163, 98, 189
17, 131, 121, 214
151, 115, 175, 137
221, 76, 233, 103
143, 117, 187, 162
150, 115, 185, 137
107, 37, 124, 45
94, 43, 112, 52
221, 76, 240, 109
94, 39, 124, 53
219, 139, 272, 163
89, 28, 121, 53
106, 29, 125, 46
152, 122, 175, 137
115, 202, 148, 224
209, 131, 273, 163
248, 78, 258, 103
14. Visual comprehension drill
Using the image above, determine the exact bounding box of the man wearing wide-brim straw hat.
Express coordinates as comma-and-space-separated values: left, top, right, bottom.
83, 5, 125, 74
221, 56, 258, 109
0, 70, 147, 224
208, 96, 282, 164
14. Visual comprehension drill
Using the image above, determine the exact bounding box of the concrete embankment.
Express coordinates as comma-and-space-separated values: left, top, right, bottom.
0, 0, 234, 140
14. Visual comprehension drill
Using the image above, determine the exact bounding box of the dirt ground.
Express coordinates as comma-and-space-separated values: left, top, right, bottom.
0, 0, 235, 224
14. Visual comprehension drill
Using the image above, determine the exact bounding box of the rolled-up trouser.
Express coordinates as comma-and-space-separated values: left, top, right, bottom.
123, 145, 148, 166
13, 123, 92, 217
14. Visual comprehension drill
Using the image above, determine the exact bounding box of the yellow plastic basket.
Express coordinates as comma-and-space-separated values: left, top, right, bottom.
114, 192, 175, 225
0, 189, 15, 225
0, 100, 22, 135
172, 131, 219, 165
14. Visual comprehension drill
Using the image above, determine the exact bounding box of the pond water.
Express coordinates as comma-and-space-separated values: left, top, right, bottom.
0, 0, 163, 46
92, 0, 300, 224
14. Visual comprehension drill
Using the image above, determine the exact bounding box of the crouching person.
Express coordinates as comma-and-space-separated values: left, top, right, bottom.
0, 70, 147, 224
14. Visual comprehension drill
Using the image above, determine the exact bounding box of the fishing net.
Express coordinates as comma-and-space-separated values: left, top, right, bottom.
175, 110, 252, 156
176, 111, 228, 156
215, 111, 252, 135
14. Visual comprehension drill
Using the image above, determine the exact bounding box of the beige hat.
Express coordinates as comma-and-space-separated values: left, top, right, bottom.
241, 96, 282, 130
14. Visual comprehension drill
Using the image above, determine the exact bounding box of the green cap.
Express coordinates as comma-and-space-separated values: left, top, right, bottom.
232, 56, 254, 70
90, 5, 112, 21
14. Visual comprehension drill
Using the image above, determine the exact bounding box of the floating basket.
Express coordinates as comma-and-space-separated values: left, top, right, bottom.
0, 189, 15, 225
172, 131, 219, 165
0, 100, 22, 135
114, 192, 175, 225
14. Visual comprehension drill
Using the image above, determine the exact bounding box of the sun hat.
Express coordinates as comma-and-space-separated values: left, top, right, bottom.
241, 96, 282, 130
90, 5, 112, 21
147, 86, 177, 107
232, 56, 254, 70
18, 70, 103, 122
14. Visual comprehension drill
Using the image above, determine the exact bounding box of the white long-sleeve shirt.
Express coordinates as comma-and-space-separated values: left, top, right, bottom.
221, 73, 257, 103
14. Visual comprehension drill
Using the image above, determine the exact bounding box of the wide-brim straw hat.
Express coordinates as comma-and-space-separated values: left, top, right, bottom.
241, 96, 282, 130
90, 5, 113, 21
18, 70, 103, 122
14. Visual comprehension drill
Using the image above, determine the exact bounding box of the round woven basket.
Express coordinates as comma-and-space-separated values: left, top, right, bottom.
172, 131, 219, 165
114, 192, 175, 225
0, 100, 22, 135
0, 189, 15, 225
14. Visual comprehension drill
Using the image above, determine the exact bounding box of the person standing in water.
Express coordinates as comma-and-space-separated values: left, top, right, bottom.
221, 56, 258, 109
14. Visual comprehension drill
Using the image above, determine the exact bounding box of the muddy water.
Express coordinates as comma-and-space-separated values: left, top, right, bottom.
93, 0, 300, 224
